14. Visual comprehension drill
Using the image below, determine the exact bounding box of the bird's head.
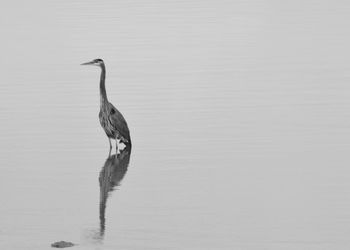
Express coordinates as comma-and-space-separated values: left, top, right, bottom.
81, 58, 104, 67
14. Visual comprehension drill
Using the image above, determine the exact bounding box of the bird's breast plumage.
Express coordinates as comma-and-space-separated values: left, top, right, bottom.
99, 110, 114, 138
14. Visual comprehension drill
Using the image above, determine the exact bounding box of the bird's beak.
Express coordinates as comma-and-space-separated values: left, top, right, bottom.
81, 61, 94, 65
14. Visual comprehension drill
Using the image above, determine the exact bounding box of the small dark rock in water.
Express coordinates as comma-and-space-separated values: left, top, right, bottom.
51, 241, 74, 248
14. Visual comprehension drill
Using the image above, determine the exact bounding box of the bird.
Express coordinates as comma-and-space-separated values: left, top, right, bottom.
81, 59, 131, 152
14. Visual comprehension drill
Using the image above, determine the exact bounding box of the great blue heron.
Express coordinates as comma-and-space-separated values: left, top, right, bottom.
81, 59, 131, 151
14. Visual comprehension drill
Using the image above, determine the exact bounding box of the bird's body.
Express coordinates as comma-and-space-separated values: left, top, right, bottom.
98, 102, 130, 144
82, 59, 131, 150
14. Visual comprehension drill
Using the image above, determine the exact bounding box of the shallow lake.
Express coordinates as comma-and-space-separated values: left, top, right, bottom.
1, 1, 350, 249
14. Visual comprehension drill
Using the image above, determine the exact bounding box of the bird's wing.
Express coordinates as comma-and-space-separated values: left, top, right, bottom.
107, 103, 131, 142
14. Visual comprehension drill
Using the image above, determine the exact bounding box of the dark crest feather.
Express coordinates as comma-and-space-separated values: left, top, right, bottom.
95, 58, 104, 63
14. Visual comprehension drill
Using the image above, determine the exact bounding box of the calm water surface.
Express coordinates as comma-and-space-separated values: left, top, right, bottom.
1, 1, 350, 249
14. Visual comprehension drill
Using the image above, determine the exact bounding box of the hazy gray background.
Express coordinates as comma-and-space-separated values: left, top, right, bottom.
1, 0, 350, 249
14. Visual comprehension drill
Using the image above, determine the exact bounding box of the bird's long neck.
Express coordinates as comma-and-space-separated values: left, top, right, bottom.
100, 64, 108, 107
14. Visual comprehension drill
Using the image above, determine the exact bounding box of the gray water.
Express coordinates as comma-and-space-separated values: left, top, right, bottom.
1, 1, 350, 249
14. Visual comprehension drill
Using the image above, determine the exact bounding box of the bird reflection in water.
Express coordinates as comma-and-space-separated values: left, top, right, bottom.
98, 146, 131, 240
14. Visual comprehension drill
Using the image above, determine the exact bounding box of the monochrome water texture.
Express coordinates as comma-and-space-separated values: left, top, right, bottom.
1, 1, 350, 249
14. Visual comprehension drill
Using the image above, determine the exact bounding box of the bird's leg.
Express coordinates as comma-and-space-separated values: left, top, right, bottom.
108, 138, 112, 149
108, 138, 112, 155
115, 139, 119, 151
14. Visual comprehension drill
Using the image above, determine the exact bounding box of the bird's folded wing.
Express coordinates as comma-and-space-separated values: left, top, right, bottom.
108, 105, 130, 142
